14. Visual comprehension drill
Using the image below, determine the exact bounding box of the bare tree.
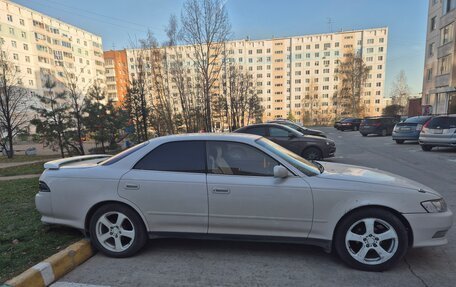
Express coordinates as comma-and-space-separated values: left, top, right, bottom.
302, 77, 320, 125
0, 45, 30, 158
390, 70, 410, 108
180, 0, 231, 132
337, 50, 370, 118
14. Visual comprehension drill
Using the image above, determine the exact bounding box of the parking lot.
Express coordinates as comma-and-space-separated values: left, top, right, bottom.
54, 127, 456, 287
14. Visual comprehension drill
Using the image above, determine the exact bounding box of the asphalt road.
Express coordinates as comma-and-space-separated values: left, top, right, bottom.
53, 127, 456, 287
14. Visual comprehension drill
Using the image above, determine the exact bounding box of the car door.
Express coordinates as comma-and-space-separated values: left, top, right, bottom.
267, 126, 302, 154
118, 141, 208, 233
206, 141, 313, 238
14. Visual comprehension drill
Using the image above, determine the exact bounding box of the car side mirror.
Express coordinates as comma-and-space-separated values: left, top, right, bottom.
273, 165, 288, 178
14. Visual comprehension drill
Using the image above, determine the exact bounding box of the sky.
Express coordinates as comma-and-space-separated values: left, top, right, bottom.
15, 0, 429, 97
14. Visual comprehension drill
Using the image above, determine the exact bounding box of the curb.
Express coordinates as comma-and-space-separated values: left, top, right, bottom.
3, 239, 94, 287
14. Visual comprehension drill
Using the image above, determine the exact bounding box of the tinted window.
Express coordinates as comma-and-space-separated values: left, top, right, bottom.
206, 141, 278, 176
101, 142, 149, 166
404, 116, 432, 124
269, 127, 290, 137
245, 126, 266, 136
134, 141, 205, 173
362, 118, 380, 124
428, 117, 456, 129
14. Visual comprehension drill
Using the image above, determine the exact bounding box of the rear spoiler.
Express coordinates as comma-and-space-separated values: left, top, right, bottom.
44, 154, 111, 170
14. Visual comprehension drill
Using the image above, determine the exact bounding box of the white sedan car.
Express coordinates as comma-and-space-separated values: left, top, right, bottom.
36, 134, 453, 271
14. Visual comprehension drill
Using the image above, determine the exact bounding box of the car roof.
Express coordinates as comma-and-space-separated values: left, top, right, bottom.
151, 132, 261, 141
434, 114, 456, 118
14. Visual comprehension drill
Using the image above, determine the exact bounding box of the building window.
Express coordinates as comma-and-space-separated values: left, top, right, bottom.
427, 68, 433, 81
20, 19, 25, 26
11, 40, 17, 48
441, 24, 453, 45
443, 0, 456, 14
367, 48, 374, 53
367, 39, 374, 44
7, 15, 13, 22
428, 42, 435, 57
438, 54, 452, 74
430, 16, 436, 32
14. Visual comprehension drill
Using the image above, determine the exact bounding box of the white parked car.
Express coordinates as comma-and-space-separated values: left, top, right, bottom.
35, 134, 453, 271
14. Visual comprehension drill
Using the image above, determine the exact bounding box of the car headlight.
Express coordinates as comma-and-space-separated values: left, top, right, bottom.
421, 199, 447, 213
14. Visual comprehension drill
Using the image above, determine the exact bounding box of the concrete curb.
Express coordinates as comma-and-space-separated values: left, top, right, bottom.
3, 239, 94, 287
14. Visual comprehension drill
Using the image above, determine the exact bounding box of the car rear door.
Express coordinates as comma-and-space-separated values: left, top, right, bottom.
206, 140, 313, 238
118, 141, 208, 233
425, 117, 456, 141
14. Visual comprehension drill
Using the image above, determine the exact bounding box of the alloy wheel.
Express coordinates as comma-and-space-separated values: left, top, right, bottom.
345, 218, 398, 265
95, 211, 136, 252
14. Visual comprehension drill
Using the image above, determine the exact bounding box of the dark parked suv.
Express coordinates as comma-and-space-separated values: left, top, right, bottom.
234, 123, 336, 160
337, 118, 362, 131
359, 117, 398, 137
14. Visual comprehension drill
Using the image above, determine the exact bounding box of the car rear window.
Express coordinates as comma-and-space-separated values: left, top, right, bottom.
101, 142, 149, 166
362, 118, 380, 124
428, 117, 456, 129
404, 116, 431, 124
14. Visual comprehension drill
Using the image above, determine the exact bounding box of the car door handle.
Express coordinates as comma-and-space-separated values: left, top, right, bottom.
125, 183, 140, 190
212, 188, 230, 194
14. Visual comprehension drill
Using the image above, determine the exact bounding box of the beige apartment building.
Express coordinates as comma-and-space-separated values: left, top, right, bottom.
122, 27, 388, 123
0, 0, 104, 95
423, 0, 456, 115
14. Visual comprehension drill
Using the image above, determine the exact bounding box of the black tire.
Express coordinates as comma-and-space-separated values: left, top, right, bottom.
395, 140, 404, 144
421, 145, 433, 151
89, 203, 147, 258
381, 129, 387, 136
334, 208, 408, 272
301, 147, 323, 160
361, 133, 368, 137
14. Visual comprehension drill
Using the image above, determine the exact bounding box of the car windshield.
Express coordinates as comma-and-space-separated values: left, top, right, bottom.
404, 116, 431, 124
257, 138, 321, 176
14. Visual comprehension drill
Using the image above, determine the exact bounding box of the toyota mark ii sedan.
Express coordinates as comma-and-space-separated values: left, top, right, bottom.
35, 134, 453, 271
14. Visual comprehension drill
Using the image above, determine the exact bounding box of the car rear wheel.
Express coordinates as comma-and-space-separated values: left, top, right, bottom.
421, 145, 433, 151
90, 203, 147, 257
395, 140, 404, 144
301, 147, 323, 160
361, 133, 368, 137
334, 208, 408, 271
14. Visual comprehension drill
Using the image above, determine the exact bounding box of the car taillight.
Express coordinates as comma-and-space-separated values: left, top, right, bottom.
39, 181, 51, 192
373, 123, 381, 127
421, 119, 431, 133
416, 124, 423, 131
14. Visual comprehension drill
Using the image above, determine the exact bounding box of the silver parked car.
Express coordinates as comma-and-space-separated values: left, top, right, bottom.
419, 115, 456, 151
36, 134, 452, 271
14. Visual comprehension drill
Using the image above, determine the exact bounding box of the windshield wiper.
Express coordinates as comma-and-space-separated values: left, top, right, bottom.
312, 160, 325, 174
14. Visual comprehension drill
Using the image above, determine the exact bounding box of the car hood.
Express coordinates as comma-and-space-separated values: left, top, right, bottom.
318, 162, 441, 196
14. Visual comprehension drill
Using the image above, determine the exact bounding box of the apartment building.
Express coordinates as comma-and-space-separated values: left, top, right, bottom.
121, 27, 388, 123
104, 49, 128, 103
423, 0, 456, 115
0, 0, 104, 95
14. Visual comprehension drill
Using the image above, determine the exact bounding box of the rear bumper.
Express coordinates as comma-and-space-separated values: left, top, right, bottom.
392, 131, 420, 141
403, 210, 453, 248
323, 146, 336, 158
359, 127, 381, 135
419, 136, 456, 147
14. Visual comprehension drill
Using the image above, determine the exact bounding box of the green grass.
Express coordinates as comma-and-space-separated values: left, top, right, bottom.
0, 178, 82, 283
0, 154, 60, 164
0, 162, 45, 177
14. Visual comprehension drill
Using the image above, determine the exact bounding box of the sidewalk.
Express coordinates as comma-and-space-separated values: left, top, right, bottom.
0, 174, 40, 181
0, 160, 45, 169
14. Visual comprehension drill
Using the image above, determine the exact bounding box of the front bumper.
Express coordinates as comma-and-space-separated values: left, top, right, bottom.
403, 209, 453, 248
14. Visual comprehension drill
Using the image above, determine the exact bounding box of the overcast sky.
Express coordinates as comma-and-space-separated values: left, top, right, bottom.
16, 0, 429, 97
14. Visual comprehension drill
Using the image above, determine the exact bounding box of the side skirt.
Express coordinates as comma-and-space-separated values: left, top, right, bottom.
148, 232, 332, 253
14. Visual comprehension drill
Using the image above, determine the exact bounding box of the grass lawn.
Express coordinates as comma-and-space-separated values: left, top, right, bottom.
0, 154, 60, 164
0, 162, 45, 177
0, 178, 82, 283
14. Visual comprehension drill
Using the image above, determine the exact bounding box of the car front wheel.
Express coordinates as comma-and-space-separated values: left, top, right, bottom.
334, 208, 408, 271
90, 203, 147, 257
301, 147, 323, 160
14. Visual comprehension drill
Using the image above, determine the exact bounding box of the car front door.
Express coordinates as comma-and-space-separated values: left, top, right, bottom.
118, 141, 208, 233
206, 141, 313, 238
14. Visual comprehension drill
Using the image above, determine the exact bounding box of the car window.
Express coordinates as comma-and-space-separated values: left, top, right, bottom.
206, 141, 278, 176
362, 118, 380, 124
134, 141, 205, 173
428, 117, 456, 129
101, 141, 149, 166
405, 116, 431, 124
245, 126, 266, 136
269, 127, 289, 137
